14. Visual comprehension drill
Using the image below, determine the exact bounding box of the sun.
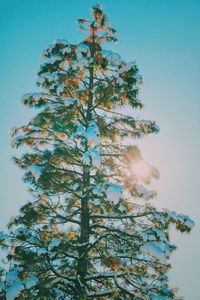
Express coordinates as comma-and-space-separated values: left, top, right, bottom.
131, 160, 150, 179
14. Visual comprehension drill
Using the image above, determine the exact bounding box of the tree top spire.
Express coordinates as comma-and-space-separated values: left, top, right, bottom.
77, 3, 118, 44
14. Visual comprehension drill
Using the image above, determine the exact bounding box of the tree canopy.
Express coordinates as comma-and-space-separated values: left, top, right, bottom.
0, 4, 194, 300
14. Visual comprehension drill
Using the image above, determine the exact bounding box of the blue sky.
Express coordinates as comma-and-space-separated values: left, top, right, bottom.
0, 0, 200, 298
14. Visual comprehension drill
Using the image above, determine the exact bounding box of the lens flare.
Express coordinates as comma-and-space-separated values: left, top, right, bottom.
132, 161, 149, 179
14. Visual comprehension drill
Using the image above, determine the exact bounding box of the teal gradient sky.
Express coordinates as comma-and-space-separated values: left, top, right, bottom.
0, 0, 200, 298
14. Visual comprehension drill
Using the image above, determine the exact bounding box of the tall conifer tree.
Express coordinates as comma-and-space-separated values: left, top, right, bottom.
0, 4, 194, 300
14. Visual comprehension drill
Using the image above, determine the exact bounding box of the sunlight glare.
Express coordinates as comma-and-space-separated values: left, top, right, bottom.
131, 160, 149, 179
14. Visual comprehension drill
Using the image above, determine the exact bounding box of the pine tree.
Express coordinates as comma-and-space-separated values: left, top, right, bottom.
0, 4, 194, 300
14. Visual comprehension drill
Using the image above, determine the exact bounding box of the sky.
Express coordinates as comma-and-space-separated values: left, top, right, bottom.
0, 0, 200, 298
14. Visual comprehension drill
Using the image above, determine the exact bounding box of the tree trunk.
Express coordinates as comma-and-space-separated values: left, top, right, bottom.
76, 27, 95, 300
76, 192, 90, 299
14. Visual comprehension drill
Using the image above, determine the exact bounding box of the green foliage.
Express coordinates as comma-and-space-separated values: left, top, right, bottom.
0, 4, 194, 300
